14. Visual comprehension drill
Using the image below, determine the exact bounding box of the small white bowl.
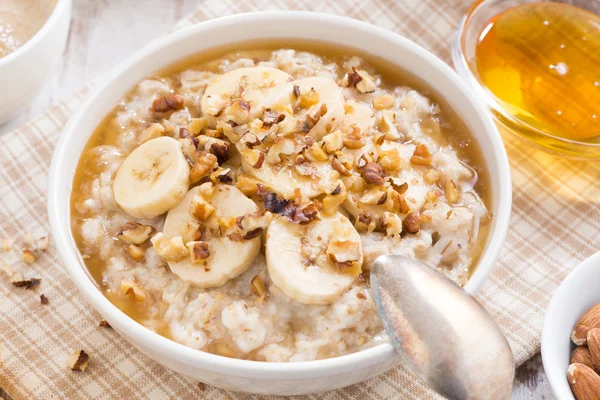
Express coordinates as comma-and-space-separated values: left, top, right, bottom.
48, 12, 512, 395
542, 251, 600, 399
0, 0, 71, 124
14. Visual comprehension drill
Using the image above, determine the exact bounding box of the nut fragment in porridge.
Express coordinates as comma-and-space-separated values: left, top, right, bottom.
71, 44, 491, 362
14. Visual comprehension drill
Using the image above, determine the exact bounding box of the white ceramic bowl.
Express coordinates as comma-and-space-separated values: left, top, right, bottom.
48, 12, 512, 395
542, 251, 600, 399
0, 0, 71, 124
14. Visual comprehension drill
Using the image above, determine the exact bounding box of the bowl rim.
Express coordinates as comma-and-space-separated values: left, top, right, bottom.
0, 0, 72, 67
452, 0, 600, 151
541, 251, 600, 399
48, 11, 512, 378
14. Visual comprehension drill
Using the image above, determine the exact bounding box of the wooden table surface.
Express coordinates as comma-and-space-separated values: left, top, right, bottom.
0, 0, 555, 398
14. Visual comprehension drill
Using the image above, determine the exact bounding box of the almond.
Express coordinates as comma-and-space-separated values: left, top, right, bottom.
568, 363, 600, 400
572, 347, 596, 372
572, 303, 600, 346
588, 328, 600, 372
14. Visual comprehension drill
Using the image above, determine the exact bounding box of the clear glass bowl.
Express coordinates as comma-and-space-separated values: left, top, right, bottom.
452, 0, 600, 159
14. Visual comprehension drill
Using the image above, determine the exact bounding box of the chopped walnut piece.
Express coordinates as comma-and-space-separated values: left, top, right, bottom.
387, 187, 410, 214
305, 104, 328, 131
423, 169, 442, 184
445, 179, 460, 203
12, 277, 41, 290
410, 143, 432, 166
360, 188, 388, 205
360, 162, 386, 186
379, 148, 403, 172
209, 142, 231, 165
378, 110, 400, 140
383, 212, 403, 236
373, 94, 394, 110
120, 278, 148, 302
67, 350, 90, 372
189, 196, 216, 221
256, 185, 320, 224
323, 181, 348, 215
236, 174, 262, 196
35, 235, 50, 251
262, 109, 286, 127
139, 123, 166, 143
225, 99, 251, 125
127, 245, 145, 262
1, 239, 15, 252
327, 240, 361, 268
403, 212, 420, 234
355, 70, 377, 93
356, 292, 367, 300
151, 233, 188, 262
346, 68, 363, 88
210, 167, 232, 184
150, 94, 184, 113
190, 151, 218, 183
331, 157, 351, 177
238, 211, 274, 235
188, 117, 208, 136
299, 88, 320, 108
186, 241, 211, 264
21, 249, 36, 264
117, 222, 156, 245
40, 294, 49, 305
342, 125, 365, 149
267, 139, 295, 164
99, 320, 111, 328
321, 130, 344, 153
305, 142, 328, 162
251, 275, 267, 298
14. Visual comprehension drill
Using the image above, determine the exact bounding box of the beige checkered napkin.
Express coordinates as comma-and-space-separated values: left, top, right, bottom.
1, 0, 599, 399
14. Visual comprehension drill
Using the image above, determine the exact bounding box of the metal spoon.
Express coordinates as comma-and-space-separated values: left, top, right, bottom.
370, 255, 515, 400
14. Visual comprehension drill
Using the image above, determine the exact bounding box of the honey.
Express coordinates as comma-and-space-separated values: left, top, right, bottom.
475, 2, 600, 142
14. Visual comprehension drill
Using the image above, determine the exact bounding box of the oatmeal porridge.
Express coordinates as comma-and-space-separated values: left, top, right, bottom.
0, 0, 57, 58
71, 43, 491, 362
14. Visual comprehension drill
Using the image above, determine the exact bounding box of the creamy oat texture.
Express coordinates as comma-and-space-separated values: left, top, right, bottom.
0, 0, 57, 58
71, 48, 490, 361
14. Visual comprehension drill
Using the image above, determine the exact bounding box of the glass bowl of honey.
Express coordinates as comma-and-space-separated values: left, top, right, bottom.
453, 0, 600, 159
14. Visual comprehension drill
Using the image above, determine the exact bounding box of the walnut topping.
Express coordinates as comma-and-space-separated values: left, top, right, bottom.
139, 123, 165, 143
445, 179, 460, 203
356, 292, 367, 300
150, 94, 184, 113
342, 125, 366, 149
410, 143, 432, 166
190, 196, 216, 221
321, 130, 343, 153
256, 184, 320, 224
299, 88, 320, 108
390, 179, 409, 194
12, 277, 40, 289
304, 142, 328, 162
120, 278, 148, 302
403, 212, 420, 234
327, 240, 361, 268
262, 109, 285, 127
294, 156, 319, 177
186, 241, 211, 263
346, 68, 363, 88
378, 110, 400, 140
355, 70, 377, 93
190, 151, 218, 183
243, 132, 262, 149
305, 104, 328, 131
237, 211, 274, 236
379, 148, 403, 172
40, 294, 49, 305
236, 174, 262, 196
36, 235, 50, 251
373, 94, 394, 110
127, 245, 145, 262
21, 249, 36, 264
423, 169, 442, 184
360, 162, 386, 186
250, 275, 267, 298
266, 139, 295, 165
151, 233, 188, 262
383, 212, 403, 236
67, 350, 90, 372
387, 187, 410, 214
210, 167, 232, 184
332, 157, 351, 176
360, 188, 388, 205
323, 181, 348, 215
209, 142, 231, 165
117, 222, 156, 245
225, 99, 251, 125
188, 117, 208, 136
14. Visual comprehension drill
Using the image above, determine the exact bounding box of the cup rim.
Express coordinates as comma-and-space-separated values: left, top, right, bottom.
47, 11, 512, 378
0, 0, 72, 67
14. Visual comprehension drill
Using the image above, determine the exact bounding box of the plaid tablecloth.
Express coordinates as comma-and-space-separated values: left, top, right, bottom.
1, 0, 599, 399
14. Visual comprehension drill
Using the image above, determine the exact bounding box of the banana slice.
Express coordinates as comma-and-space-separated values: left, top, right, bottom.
163, 184, 261, 288
292, 77, 345, 140
113, 137, 190, 219
201, 67, 293, 127
266, 212, 363, 305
